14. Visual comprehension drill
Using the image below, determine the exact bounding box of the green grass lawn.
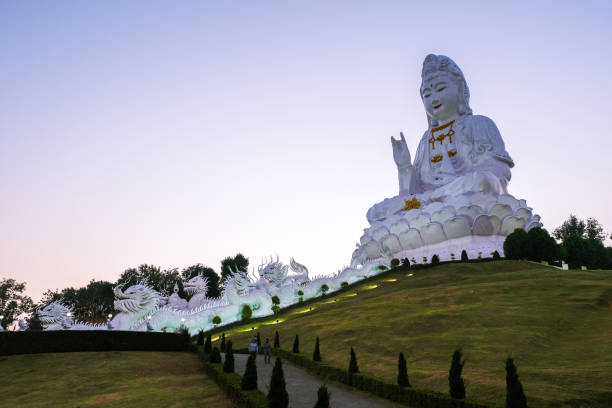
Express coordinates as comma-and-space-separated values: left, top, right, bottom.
0, 351, 232, 408
215, 261, 612, 408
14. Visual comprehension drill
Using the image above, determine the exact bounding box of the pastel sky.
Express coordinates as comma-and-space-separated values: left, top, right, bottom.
2, 1, 611, 303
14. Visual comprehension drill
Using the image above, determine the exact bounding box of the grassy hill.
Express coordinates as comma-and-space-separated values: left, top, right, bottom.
0, 351, 232, 408
213, 261, 612, 408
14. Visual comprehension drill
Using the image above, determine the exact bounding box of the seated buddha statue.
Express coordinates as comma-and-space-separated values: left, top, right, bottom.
367, 54, 514, 223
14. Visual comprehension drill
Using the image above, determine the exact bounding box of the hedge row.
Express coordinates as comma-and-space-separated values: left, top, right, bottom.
273, 348, 494, 408
198, 348, 268, 408
0, 330, 186, 356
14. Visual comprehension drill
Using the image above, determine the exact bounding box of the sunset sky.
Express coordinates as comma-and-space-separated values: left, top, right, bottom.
2, 1, 611, 302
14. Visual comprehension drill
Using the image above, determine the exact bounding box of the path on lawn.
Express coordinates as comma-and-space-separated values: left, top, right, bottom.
231, 353, 395, 408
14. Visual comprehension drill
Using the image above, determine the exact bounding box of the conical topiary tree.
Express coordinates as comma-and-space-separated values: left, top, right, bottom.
349, 347, 359, 374
241, 352, 258, 390
313, 336, 321, 361
196, 330, 204, 346
27, 313, 43, 331
220, 332, 226, 351
293, 334, 299, 353
204, 333, 212, 353
209, 347, 222, 363
267, 358, 289, 408
274, 330, 280, 348
461, 250, 469, 261
506, 358, 527, 408
313, 385, 330, 408
256, 332, 261, 348
398, 352, 411, 387
449, 349, 466, 399
223, 340, 234, 373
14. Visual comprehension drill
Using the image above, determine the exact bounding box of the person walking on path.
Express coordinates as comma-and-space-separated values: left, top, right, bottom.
263, 338, 272, 364
248, 337, 259, 354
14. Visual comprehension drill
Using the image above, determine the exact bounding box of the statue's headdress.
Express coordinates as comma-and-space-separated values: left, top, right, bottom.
421, 54, 472, 126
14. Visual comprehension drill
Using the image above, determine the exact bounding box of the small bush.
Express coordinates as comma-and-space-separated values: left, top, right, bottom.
212, 315, 221, 325
449, 349, 466, 399
197, 330, 205, 346
398, 352, 410, 387
220, 332, 226, 351
241, 304, 253, 321
390, 258, 400, 268
431, 254, 440, 265
461, 250, 468, 261
209, 346, 222, 363
378, 265, 388, 271
274, 330, 280, 348
506, 358, 527, 408
268, 358, 289, 408
401, 258, 410, 268
241, 352, 258, 390
313, 336, 321, 361
492, 250, 501, 260
314, 385, 330, 408
293, 334, 299, 353
297, 290, 304, 303
204, 333, 212, 353
271, 295, 280, 305
341, 281, 348, 288
223, 340, 234, 373
320, 284, 329, 296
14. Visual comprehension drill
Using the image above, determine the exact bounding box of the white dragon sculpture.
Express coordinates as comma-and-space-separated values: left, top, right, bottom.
38, 301, 107, 330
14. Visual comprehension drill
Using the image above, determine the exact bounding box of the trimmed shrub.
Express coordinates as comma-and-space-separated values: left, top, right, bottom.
256, 332, 261, 348
341, 281, 349, 288
297, 290, 304, 302
210, 346, 222, 363
314, 385, 330, 408
197, 330, 205, 346
267, 358, 289, 408
461, 250, 468, 261
271, 295, 280, 305
313, 336, 321, 361
401, 258, 410, 268
398, 352, 410, 387
449, 349, 466, 399
349, 347, 359, 374
293, 334, 299, 353
378, 265, 388, 271
223, 340, 234, 373
204, 333, 212, 353
390, 258, 400, 268
492, 250, 501, 260
503, 228, 529, 260
274, 330, 280, 348
431, 254, 440, 265
220, 332, 226, 351
180, 328, 191, 344
241, 304, 253, 321
27, 314, 43, 331
506, 358, 527, 408
241, 352, 258, 390
320, 284, 329, 296
212, 315, 221, 325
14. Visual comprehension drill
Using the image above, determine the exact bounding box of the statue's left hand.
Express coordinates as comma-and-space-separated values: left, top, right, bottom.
392, 132, 412, 168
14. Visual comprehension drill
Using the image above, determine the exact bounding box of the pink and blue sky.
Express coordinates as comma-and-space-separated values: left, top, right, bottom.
2, 1, 611, 302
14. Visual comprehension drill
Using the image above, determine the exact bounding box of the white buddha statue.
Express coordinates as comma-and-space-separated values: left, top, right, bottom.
352, 54, 540, 266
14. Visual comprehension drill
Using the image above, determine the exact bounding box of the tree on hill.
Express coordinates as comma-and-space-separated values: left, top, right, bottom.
220, 254, 249, 284
398, 352, 411, 387
0, 278, 34, 329
241, 352, 258, 390
449, 349, 466, 399
267, 358, 289, 408
313, 336, 321, 361
553, 214, 586, 242
504, 229, 529, 260
181, 264, 221, 298
525, 227, 559, 263
506, 358, 527, 408
461, 250, 468, 261
293, 334, 300, 353
349, 347, 359, 374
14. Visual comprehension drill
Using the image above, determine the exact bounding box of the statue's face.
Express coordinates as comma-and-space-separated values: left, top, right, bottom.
421, 73, 460, 123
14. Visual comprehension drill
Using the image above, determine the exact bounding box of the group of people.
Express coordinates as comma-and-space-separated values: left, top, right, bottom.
248, 336, 272, 364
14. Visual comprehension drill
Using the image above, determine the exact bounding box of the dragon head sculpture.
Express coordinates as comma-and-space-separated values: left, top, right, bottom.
184, 275, 209, 297
258, 256, 289, 286
38, 301, 72, 327
113, 283, 163, 316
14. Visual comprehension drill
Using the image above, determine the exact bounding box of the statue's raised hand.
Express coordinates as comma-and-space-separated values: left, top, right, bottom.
391, 132, 412, 168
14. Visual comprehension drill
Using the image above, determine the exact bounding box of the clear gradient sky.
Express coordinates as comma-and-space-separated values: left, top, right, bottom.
2, 1, 612, 303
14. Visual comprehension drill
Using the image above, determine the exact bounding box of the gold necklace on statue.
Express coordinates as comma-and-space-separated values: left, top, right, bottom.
429, 120, 456, 163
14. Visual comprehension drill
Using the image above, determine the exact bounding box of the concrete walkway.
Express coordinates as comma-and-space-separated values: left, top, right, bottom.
231, 353, 393, 408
